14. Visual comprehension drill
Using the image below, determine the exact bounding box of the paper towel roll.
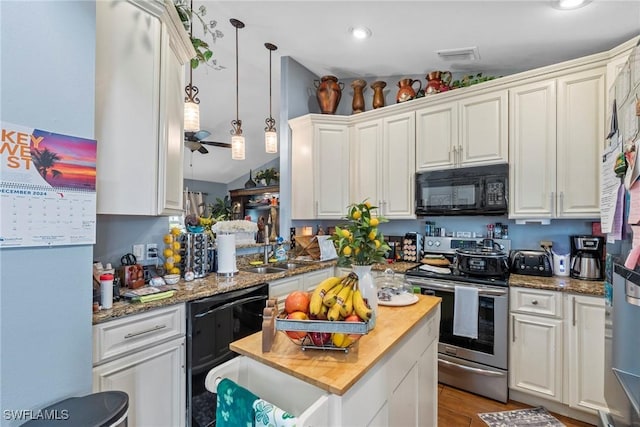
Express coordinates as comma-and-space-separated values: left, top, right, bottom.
217, 234, 237, 274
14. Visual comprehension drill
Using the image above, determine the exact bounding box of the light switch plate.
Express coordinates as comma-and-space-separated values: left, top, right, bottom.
133, 244, 145, 261
146, 243, 158, 259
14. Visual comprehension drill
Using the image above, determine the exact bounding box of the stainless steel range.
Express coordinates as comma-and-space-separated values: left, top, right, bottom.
405, 236, 511, 403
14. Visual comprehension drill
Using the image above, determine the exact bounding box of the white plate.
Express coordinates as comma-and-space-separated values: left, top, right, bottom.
378, 293, 419, 307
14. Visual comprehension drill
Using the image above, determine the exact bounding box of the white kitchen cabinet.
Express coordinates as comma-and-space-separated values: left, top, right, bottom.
510, 312, 564, 401
565, 294, 607, 414
351, 111, 416, 218
510, 286, 609, 422
269, 275, 304, 312
303, 267, 333, 292
289, 115, 350, 219
95, 0, 194, 216
509, 67, 604, 219
416, 89, 508, 171
93, 304, 186, 427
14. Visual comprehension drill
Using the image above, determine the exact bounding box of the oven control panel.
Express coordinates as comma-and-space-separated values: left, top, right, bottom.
423, 237, 510, 254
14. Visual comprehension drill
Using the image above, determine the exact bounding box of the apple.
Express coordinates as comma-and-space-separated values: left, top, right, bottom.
309, 332, 331, 346
285, 291, 310, 315
345, 314, 363, 341
285, 311, 308, 340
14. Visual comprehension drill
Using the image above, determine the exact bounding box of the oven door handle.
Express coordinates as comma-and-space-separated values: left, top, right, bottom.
438, 358, 504, 377
413, 280, 508, 296
194, 295, 268, 319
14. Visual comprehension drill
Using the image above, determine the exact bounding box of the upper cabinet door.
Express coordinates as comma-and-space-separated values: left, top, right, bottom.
314, 123, 350, 218
351, 119, 383, 207
556, 68, 604, 218
509, 80, 557, 218
382, 112, 416, 218
416, 101, 457, 171
459, 90, 508, 167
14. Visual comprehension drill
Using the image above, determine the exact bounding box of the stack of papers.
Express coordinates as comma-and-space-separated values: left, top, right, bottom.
123, 285, 177, 302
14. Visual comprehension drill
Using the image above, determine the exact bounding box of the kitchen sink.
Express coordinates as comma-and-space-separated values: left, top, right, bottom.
241, 266, 287, 274
269, 262, 305, 270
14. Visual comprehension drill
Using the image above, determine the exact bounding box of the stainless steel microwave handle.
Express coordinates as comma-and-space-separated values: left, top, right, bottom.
194, 295, 268, 319
410, 279, 508, 296
438, 358, 505, 377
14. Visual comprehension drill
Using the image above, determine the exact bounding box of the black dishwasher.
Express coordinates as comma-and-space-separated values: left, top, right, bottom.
187, 283, 269, 427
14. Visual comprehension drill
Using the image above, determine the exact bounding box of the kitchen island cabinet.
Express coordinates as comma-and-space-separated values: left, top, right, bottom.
95, 0, 194, 216
225, 295, 441, 426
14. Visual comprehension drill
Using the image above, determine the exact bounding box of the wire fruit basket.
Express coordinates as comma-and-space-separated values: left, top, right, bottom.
275, 311, 369, 353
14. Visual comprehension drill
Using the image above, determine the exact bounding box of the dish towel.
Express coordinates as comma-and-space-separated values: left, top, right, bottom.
453, 285, 479, 339
216, 378, 259, 427
253, 398, 299, 427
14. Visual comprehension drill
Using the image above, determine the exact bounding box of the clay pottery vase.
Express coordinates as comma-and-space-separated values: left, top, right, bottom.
314, 75, 344, 114
396, 78, 422, 103
371, 80, 387, 109
425, 71, 452, 94
351, 79, 367, 114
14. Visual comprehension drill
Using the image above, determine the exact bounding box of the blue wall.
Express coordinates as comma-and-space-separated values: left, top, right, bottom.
0, 2, 95, 423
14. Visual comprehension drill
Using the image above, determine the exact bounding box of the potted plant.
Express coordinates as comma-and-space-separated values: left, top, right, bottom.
255, 168, 280, 186
173, 0, 224, 70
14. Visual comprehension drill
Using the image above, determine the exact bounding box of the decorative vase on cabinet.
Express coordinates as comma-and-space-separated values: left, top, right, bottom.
371, 80, 387, 109
314, 75, 344, 114
351, 79, 367, 114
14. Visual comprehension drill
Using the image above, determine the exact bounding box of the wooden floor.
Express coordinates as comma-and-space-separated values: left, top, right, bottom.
438, 383, 595, 427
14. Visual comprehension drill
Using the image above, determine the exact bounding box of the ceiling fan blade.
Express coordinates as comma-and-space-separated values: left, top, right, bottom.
193, 130, 211, 141
200, 140, 232, 148
197, 145, 209, 154
184, 140, 201, 152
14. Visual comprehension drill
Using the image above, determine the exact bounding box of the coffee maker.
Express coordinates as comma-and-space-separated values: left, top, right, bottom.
570, 235, 604, 280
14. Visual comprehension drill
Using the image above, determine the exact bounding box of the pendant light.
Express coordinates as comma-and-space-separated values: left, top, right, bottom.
183, 0, 200, 132
264, 43, 278, 154
230, 18, 245, 160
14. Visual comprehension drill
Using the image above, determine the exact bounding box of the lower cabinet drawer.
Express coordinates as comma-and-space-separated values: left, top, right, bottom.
510, 287, 562, 318
93, 303, 186, 365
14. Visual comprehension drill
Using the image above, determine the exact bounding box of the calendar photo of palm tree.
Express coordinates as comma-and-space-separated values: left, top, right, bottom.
30, 129, 97, 190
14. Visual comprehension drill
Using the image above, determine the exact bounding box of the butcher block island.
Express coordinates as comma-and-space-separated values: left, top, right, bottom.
222, 295, 441, 426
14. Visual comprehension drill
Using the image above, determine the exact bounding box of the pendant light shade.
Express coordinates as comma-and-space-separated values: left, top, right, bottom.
230, 18, 245, 160
264, 42, 278, 154
184, 0, 200, 132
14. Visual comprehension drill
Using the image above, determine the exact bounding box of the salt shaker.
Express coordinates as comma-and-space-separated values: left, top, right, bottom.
100, 273, 114, 309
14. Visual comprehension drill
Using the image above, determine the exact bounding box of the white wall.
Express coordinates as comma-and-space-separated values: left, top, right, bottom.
0, 1, 95, 424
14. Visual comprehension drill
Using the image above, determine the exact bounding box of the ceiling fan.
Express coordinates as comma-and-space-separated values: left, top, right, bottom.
184, 130, 231, 154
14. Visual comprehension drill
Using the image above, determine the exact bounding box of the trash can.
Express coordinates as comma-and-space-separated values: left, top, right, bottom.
21, 391, 128, 426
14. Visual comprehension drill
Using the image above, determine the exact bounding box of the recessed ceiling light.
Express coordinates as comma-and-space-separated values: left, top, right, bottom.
551, 0, 591, 10
349, 26, 372, 40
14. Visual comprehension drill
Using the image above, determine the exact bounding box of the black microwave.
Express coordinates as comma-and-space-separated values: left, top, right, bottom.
415, 164, 508, 216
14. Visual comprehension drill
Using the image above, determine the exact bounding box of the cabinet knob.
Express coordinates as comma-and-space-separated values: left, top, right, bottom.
531, 300, 539, 305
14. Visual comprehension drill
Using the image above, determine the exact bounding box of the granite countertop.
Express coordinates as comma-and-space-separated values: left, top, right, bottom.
93, 260, 419, 324
509, 273, 604, 296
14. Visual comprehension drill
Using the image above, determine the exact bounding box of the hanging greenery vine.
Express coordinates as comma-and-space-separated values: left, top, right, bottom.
173, 0, 225, 69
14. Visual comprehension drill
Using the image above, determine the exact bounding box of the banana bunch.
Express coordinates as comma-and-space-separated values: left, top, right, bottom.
309, 273, 373, 322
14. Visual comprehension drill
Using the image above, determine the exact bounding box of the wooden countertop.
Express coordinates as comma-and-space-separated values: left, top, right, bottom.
509, 274, 604, 296
92, 260, 419, 324
229, 294, 441, 396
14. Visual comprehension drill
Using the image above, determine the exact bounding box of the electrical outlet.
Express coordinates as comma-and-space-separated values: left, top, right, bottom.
147, 243, 158, 259
132, 244, 145, 261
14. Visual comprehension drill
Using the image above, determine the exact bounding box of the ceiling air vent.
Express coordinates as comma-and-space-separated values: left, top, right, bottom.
436, 47, 480, 62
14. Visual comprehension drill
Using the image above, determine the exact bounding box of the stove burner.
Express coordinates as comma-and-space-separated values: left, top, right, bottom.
405, 264, 509, 287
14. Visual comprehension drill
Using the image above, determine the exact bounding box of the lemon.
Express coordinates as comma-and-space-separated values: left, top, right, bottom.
172, 241, 181, 250
374, 240, 381, 248
332, 333, 352, 348
172, 254, 181, 263
352, 210, 361, 220
370, 218, 379, 227
341, 229, 351, 238
163, 234, 173, 244
170, 227, 181, 236
343, 246, 352, 256
164, 261, 174, 270
364, 201, 372, 209
355, 247, 361, 255
163, 248, 174, 258
368, 230, 377, 240
169, 267, 180, 275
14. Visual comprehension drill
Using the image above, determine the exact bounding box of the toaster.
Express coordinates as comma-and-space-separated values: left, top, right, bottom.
510, 250, 553, 277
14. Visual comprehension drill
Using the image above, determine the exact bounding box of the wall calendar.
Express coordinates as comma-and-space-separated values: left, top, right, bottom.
0, 121, 97, 248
